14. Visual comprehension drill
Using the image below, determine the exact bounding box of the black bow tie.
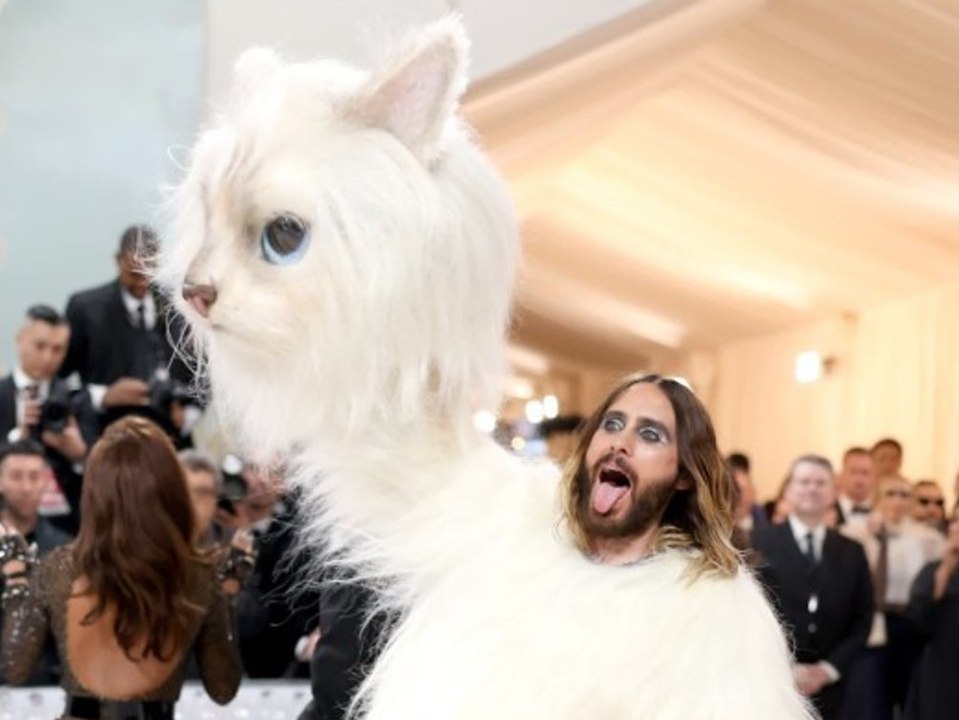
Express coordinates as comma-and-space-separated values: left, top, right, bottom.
851, 505, 871, 515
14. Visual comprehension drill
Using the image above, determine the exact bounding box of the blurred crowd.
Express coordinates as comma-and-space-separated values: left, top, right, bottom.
728, 443, 958, 720
0, 226, 323, 693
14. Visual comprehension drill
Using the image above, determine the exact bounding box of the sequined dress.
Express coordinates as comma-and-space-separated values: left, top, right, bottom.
1, 545, 241, 718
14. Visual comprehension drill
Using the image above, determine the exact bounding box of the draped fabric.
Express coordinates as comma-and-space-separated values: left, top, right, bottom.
468, 1, 959, 414
711, 287, 959, 503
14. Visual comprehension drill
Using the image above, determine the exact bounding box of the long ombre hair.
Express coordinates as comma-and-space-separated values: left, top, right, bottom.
73, 416, 203, 661
561, 373, 739, 579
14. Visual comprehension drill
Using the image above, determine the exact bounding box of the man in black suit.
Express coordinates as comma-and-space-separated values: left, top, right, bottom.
753, 454, 874, 720
228, 463, 320, 678
59, 224, 197, 443
0, 305, 97, 532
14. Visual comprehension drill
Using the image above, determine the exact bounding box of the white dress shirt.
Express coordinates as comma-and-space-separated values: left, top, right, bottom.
119, 286, 156, 331
5, 366, 51, 442
788, 514, 826, 563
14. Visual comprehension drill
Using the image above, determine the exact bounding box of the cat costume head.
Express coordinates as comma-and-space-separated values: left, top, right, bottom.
157, 17, 518, 456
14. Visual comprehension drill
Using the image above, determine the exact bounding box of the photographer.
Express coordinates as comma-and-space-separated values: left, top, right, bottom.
59, 224, 202, 447
216, 457, 320, 678
0, 440, 73, 685
0, 305, 97, 534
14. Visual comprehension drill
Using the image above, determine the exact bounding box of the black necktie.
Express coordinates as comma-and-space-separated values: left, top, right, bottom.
136, 303, 146, 330
804, 531, 817, 567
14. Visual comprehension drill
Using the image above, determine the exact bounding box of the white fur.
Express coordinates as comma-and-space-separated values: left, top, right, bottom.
158, 17, 814, 720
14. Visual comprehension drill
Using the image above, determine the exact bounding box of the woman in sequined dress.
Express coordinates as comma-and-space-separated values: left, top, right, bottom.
0, 416, 244, 720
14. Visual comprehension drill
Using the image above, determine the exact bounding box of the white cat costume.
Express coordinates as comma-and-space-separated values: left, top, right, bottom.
158, 18, 814, 720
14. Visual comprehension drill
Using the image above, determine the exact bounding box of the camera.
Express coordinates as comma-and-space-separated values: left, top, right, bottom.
38, 391, 72, 435
217, 454, 249, 516
27, 383, 76, 440
149, 376, 193, 415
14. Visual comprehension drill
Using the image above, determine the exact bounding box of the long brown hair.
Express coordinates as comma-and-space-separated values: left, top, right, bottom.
73, 416, 202, 661
561, 373, 739, 578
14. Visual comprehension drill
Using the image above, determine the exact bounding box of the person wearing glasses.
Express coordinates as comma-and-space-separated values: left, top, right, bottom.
842, 476, 945, 719
911, 480, 947, 534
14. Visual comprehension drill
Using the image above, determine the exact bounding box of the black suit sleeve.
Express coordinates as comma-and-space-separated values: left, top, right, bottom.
72, 389, 100, 446
825, 542, 873, 674
299, 583, 381, 720
60, 294, 88, 381
908, 561, 942, 638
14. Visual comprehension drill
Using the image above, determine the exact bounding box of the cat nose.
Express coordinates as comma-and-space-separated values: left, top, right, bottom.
182, 281, 218, 319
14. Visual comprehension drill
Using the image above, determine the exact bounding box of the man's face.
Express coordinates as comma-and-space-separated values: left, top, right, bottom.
872, 444, 902, 479
841, 453, 876, 504
185, 468, 218, 538
912, 484, 946, 526
240, 466, 283, 523
0, 453, 48, 524
16, 320, 70, 382
786, 461, 835, 522
117, 250, 152, 299
580, 383, 680, 540
878, 478, 912, 525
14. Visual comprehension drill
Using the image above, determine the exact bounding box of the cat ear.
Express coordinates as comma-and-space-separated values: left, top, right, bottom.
230, 47, 283, 103
354, 16, 469, 164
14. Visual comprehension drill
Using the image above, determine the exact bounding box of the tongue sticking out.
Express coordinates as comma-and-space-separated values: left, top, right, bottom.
591, 481, 629, 515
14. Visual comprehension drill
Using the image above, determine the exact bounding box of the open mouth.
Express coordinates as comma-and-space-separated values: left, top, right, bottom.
590, 463, 633, 516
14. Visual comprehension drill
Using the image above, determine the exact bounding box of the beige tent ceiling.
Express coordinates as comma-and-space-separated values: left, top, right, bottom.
465, 0, 959, 378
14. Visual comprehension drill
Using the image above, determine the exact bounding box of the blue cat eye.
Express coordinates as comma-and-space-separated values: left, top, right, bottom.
260, 214, 311, 265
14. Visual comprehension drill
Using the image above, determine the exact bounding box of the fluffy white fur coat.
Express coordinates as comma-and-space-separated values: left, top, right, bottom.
158, 17, 814, 720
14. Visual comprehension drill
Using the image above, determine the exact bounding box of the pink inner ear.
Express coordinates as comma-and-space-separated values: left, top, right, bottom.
365, 38, 463, 160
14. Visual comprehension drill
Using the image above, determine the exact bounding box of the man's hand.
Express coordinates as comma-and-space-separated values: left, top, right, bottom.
218, 528, 257, 597
0, 522, 30, 583
295, 627, 322, 662
102, 378, 151, 407
41, 417, 88, 462
216, 503, 251, 531
16, 398, 42, 439
792, 663, 830, 696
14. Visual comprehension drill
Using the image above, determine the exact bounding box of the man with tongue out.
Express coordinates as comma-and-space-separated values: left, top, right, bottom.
565, 373, 735, 571
577, 381, 686, 565
554, 374, 815, 718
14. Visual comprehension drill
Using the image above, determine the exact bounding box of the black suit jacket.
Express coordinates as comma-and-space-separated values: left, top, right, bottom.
237, 500, 321, 678
753, 521, 873, 675
60, 279, 171, 385
298, 582, 385, 720
0, 374, 98, 528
